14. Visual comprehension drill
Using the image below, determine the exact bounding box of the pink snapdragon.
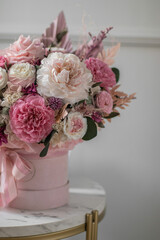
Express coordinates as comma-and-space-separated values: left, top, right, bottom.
9, 95, 55, 143
85, 57, 116, 90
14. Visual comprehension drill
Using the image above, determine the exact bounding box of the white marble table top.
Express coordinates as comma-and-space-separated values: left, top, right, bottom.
0, 177, 106, 238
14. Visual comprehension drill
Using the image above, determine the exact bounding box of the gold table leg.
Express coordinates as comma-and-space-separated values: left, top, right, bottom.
86, 210, 99, 240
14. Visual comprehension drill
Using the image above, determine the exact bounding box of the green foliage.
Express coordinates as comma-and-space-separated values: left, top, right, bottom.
92, 82, 102, 88
56, 29, 68, 43
97, 122, 105, 128
82, 117, 97, 141
40, 130, 57, 157
112, 68, 120, 83
104, 112, 120, 119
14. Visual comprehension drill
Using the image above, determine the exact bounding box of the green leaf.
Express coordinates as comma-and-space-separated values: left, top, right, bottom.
39, 130, 57, 157
86, 96, 92, 105
98, 122, 105, 128
112, 68, 120, 83
76, 99, 85, 105
82, 117, 97, 141
104, 112, 120, 119
40, 143, 50, 157
44, 129, 57, 146
2, 107, 9, 115
92, 82, 102, 88
56, 29, 68, 43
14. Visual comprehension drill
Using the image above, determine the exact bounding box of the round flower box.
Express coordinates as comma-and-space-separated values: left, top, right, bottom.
9, 151, 69, 210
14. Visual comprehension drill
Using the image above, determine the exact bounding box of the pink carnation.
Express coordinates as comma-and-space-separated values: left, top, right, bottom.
96, 91, 113, 114
0, 56, 7, 68
9, 95, 55, 143
0, 35, 44, 65
85, 57, 116, 90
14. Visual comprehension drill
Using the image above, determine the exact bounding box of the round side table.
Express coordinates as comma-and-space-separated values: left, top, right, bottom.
0, 178, 106, 240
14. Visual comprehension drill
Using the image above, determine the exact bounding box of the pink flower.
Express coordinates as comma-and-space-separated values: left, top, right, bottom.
22, 83, 37, 95
37, 52, 92, 104
9, 95, 55, 143
64, 112, 87, 140
0, 126, 8, 146
91, 111, 102, 123
85, 57, 116, 90
96, 91, 113, 114
48, 97, 63, 110
0, 35, 44, 65
0, 56, 7, 68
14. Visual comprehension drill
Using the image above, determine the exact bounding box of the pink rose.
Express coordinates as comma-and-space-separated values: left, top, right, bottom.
9, 95, 55, 143
96, 91, 113, 114
64, 112, 87, 140
1, 35, 44, 65
0, 56, 7, 68
85, 57, 116, 90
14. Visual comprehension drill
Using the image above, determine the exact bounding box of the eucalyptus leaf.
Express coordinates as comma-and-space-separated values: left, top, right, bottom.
92, 82, 102, 88
82, 117, 97, 141
44, 129, 57, 146
40, 143, 50, 157
39, 129, 57, 157
104, 112, 120, 119
112, 68, 120, 83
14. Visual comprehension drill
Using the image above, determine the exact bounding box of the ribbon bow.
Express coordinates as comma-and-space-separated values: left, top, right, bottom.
0, 148, 31, 207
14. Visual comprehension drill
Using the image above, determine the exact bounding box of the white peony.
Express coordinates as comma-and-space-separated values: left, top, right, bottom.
63, 112, 87, 140
8, 63, 36, 88
37, 52, 92, 104
0, 67, 8, 90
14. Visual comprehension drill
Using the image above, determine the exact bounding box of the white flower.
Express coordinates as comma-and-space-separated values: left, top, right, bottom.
8, 63, 35, 88
1, 91, 23, 107
0, 113, 9, 125
0, 67, 8, 90
50, 122, 68, 146
64, 112, 87, 140
37, 52, 92, 104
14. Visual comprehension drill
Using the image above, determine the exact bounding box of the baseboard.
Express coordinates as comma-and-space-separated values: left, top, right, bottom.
0, 33, 160, 48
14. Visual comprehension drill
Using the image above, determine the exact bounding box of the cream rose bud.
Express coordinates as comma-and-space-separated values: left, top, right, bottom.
64, 112, 87, 140
0, 67, 8, 90
8, 63, 36, 88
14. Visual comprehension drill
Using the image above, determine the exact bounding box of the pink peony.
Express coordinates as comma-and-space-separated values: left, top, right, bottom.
96, 91, 113, 114
0, 35, 44, 65
85, 57, 116, 90
37, 52, 92, 104
0, 56, 7, 68
9, 95, 55, 143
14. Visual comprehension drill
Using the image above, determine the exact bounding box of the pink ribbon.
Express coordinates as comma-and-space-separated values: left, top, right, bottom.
0, 148, 31, 207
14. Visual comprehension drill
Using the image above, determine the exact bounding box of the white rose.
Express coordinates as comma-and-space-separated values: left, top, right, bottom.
0, 67, 8, 90
8, 63, 36, 88
1, 91, 23, 107
37, 52, 92, 104
64, 112, 87, 140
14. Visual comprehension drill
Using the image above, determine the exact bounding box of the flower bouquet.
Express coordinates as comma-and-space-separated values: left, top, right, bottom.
0, 12, 135, 210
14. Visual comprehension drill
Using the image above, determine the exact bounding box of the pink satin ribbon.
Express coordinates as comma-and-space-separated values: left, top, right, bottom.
0, 148, 31, 207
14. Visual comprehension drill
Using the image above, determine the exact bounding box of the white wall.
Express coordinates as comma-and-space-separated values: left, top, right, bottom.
0, 1, 160, 240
